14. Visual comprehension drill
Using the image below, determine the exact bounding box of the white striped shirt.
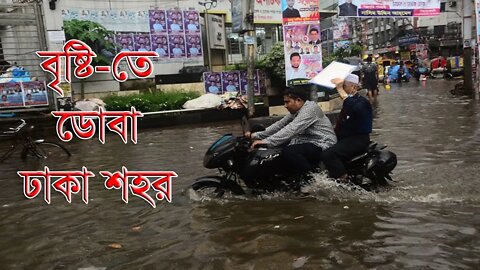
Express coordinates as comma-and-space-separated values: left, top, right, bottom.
252, 100, 337, 149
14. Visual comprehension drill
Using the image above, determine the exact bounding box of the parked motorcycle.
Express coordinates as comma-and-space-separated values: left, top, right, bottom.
191, 118, 397, 197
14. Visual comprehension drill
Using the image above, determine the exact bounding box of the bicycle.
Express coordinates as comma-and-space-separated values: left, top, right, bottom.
0, 119, 71, 162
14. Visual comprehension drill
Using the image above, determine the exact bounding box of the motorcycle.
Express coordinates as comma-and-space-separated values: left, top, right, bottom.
191, 118, 398, 197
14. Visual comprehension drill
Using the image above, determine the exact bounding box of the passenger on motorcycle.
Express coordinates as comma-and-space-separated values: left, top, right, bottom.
245, 86, 337, 175
324, 74, 373, 182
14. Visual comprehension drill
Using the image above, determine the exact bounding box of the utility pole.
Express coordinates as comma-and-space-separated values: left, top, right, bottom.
246, 0, 255, 117
463, 0, 473, 97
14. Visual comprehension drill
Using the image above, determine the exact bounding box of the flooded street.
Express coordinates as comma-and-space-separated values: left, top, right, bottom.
1, 79, 480, 269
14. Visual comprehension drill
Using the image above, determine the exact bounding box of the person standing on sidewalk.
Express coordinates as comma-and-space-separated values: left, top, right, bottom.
361, 56, 379, 99
322, 74, 373, 182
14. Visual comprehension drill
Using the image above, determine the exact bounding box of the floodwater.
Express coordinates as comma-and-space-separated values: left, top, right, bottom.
1, 80, 480, 269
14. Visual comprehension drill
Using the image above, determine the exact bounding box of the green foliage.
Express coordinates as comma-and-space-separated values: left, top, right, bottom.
258, 42, 286, 82
63, 19, 116, 66
103, 91, 200, 112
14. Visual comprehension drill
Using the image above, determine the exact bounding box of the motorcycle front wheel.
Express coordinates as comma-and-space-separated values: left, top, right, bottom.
191, 176, 245, 198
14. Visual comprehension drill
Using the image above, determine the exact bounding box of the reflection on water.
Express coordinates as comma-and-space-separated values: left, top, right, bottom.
1, 80, 480, 269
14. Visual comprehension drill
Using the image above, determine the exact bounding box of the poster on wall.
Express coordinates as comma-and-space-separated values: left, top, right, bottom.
167, 9, 184, 33
149, 10, 167, 34
169, 35, 186, 58
183, 10, 200, 34
134, 33, 151, 51
239, 70, 261, 95
203, 72, 223, 94
151, 34, 170, 58
0, 82, 23, 108
22, 81, 48, 106
203, 71, 265, 95
0, 81, 49, 109
222, 71, 240, 92
338, 0, 441, 17
115, 32, 135, 52
186, 34, 202, 58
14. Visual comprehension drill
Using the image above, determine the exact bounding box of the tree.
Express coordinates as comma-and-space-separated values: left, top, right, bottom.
63, 20, 117, 98
63, 19, 116, 66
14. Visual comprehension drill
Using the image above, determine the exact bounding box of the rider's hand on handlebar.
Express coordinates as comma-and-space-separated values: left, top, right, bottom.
250, 140, 267, 150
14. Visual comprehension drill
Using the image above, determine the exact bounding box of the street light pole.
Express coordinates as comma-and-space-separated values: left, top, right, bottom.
462, 0, 473, 97
246, 0, 255, 117
204, 8, 212, 71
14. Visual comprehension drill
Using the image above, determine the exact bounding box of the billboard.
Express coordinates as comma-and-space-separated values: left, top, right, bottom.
337, 0, 441, 17
282, 0, 322, 86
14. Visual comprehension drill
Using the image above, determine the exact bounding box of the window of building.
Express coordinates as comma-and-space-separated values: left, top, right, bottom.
226, 26, 244, 55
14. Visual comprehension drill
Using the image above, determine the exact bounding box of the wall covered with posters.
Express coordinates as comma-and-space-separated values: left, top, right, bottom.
203, 70, 266, 95
62, 8, 204, 63
0, 81, 48, 109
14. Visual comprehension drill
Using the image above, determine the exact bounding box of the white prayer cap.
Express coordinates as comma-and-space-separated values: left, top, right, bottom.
345, 73, 359, 84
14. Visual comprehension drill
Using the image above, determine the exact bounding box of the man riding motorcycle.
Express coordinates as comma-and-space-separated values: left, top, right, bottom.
245, 86, 337, 177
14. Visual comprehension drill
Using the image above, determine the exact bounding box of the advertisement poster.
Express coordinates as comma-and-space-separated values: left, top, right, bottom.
255, 0, 282, 23
0, 81, 48, 108
167, 9, 184, 34
0, 82, 23, 108
283, 23, 323, 84
22, 81, 48, 106
151, 34, 170, 58
281, 0, 320, 23
222, 71, 241, 92
169, 35, 186, 58
203, 72, 223, 94
183, 10, 200, 34
282, 0, 321, 85
115, 32, 135, 52
149, 10, 167, 34
338, 0, 441, 17
203, 71, 265, 95
334, 40, 351, 52
134, 33, 151, 51
333, 17, 351, 40
186, 34, 202, 58
239, 70, 263, 95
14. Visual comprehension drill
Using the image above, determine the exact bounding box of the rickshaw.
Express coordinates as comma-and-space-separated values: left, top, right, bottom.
429, 57, 447, 78
445, 56, 464, 79
376, 58, 396, 83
